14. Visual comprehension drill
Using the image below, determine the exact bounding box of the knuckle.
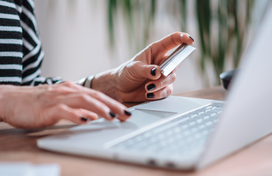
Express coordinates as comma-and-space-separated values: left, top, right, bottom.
171, 34, 180, 46
160, 91, 166, 98
45, 85, 53, 92
172, 32, 181, 38
131, 61, 141, 69
63, 81, 76, 88
55, 104, 67, 112
151, 42, 160, 49
159, 41, 168, 50
89, 112, 98, 118
160, 74, 176, 88
125, 61, 141, 75
160, 78, 168, 87
52, 86, 75, 95
159, 90, 164, 98
92, 114, 99, 120
168, 87, 173, 95
171, 73, 177, 82
57, 86, 70, 93
126, 60, 136, 68
160, 87, 172, 98
70, 111, 79, 118
183, 32, 189, 37
91, 90, 103, 98
158, 81, 163, 88
77, 93, 89, 103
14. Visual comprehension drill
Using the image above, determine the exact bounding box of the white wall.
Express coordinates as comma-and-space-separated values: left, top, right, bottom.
34, 0, 266, 93
34, 0, 205, 94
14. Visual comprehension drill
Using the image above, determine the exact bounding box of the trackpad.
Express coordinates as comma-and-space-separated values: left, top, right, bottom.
134, 96, 202, 113
125, 109, 177, 128
125, 96, 203, 128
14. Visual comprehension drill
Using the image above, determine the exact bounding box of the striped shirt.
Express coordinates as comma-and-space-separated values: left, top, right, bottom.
0, 0, 62, 86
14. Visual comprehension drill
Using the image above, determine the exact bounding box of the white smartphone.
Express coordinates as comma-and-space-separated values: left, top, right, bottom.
160, 44, 196, 76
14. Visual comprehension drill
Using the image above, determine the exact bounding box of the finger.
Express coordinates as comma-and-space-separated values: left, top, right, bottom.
56, 94, 116, 121
47, 104, 97, 125
145, 85, 173, 100
145, 73, 176, 93
131, 61, 161, 80
77, 109, 98, 121
152, 32, 194, 58
119, 84, 173, 102
80, 88, 132, 121
54, 82, 132, 121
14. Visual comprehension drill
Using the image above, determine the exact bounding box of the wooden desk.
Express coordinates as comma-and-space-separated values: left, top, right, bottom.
1, 86, 272, 176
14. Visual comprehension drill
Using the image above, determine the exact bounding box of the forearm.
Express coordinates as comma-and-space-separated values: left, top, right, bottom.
0, 85, 8, 121
0, 85, 19, 122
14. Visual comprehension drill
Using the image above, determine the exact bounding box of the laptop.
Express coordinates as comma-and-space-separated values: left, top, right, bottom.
37, 4, 272, 170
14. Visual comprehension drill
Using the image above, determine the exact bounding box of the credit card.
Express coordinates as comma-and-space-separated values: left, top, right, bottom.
160, 44, 196, 76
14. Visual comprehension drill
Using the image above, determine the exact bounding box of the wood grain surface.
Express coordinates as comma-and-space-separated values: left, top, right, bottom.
1, 86, 272, 176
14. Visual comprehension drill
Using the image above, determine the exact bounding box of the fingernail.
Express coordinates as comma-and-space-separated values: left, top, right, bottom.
147, 84, 156, 91
189, 36, 194, 42
81, 117, 88, 122
109, 112, 116, 118
151, 68, 156, 76
147, 93, 154, 98
124, 110, 132, 116
180, 34, 184, 38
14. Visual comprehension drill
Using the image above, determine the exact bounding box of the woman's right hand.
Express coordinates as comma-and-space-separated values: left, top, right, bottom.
0, 82, 131, 129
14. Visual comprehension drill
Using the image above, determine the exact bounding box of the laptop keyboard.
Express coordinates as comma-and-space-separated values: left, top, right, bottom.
110, 103, 224, 157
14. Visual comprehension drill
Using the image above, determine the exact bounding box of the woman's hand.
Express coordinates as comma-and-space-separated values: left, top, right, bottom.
92, 32, 194, 102
0, 82, 131, 129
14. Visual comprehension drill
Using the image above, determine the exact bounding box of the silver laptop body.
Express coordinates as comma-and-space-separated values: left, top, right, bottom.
38, 5, 272, 170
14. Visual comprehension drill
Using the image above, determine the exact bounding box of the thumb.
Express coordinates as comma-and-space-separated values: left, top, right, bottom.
134, 62, 161, 80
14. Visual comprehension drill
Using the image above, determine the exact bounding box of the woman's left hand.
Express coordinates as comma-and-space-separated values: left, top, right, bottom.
92, 32, 194, 102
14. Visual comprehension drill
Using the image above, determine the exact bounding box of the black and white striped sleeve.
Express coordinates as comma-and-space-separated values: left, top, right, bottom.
0, 0, 63, 86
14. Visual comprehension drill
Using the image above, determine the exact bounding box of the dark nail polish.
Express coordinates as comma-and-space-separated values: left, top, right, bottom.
151, 68, 157, 76
147, 93, 154, 98
109, 112, 116, 118
147, 84, 156, 91
81, 117, 88, 122
124, 110, 132, 116
189, 36, 194, 42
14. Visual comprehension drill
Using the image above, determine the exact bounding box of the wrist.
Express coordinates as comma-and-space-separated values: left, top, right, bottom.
92, 69, 120, 101
0, 85, 13, 121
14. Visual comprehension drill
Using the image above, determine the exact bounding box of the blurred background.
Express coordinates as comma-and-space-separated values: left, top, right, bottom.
34, 0, 269, 93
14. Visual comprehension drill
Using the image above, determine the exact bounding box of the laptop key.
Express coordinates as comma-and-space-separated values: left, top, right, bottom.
110, 102, 224, 155
210, 113, 217, 116
191, 114, 198, 118
189, 121, 196, 126
196, 119, 203, 124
